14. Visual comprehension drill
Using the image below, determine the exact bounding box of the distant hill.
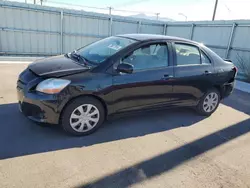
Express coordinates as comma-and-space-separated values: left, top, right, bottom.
129, 13, 174, 22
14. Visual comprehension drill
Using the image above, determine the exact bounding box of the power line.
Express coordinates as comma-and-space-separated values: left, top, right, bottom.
114, 0, 151, 8
47, 0, 108, 10
46, 0, 159, 15
113, 8, 158, 15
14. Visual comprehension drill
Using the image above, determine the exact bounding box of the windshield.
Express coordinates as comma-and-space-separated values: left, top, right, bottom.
76, 36, 137, 64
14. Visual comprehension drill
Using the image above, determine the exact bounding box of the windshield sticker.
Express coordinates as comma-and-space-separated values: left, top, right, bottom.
108, 44, 122, 51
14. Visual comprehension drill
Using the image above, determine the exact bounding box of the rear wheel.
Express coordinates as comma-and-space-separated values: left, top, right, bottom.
61, 97, 105, 136
196, 89, 220, 116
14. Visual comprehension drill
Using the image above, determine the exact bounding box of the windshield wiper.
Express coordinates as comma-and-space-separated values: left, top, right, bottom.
70, 51, 91, 68
65, 53, 70, 58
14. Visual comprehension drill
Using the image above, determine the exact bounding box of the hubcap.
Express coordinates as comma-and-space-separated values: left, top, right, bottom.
70, 104, 100, 132
203, 92, 219, 113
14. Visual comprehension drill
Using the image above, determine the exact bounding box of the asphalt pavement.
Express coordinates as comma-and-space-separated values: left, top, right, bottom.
0, 63, 250, 188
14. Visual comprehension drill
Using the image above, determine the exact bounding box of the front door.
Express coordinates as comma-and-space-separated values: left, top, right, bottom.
112, 42, 174, 113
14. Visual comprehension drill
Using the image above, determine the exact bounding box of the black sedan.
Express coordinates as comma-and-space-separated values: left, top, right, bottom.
17, 34, 237, 136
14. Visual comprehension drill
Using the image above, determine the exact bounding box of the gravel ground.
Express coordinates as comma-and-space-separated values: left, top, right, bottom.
0, 63, 250, 188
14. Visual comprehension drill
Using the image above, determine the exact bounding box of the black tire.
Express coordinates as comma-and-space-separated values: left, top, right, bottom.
61, 96, 105, 136
196, 88, 221, 116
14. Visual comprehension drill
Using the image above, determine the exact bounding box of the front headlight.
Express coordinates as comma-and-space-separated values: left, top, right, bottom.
36, 78, 71, 94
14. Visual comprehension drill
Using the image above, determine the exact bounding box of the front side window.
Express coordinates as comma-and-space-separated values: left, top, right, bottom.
122, 43, 168, 71
175, 43, 201, 66
76, 36, 136, 64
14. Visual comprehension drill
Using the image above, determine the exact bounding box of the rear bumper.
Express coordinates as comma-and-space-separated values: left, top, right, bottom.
222, 82, 235, 98
17, 88, 60, 124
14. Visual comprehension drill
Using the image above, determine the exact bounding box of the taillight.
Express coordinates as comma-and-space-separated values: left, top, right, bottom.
234, 66, 238, 73
233, 66, 238, 77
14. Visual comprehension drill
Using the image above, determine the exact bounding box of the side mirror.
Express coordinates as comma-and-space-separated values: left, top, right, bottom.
117, 63, 133, 74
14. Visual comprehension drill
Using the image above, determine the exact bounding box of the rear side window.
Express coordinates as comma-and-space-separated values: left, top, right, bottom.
175, 43, 212, 66
175, 44, 201, 66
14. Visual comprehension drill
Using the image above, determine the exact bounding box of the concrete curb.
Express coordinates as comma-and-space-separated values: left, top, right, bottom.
0, 56, 43, 62
235, 80, 250, 94
0, 61, 33, 64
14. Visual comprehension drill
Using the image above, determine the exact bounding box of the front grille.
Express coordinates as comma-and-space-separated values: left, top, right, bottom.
18, 79, 26, 85
17, 81, 25, 90
17, 69, 38, 89
21, 102, 42, 117
19, 69, 37, 83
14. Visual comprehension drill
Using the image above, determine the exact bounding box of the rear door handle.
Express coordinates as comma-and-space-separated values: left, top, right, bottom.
204, 70, 212, 75
161, 74, 173, 80
218, 69, 224, 73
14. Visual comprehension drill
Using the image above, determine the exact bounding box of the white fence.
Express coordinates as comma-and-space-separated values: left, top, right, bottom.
0, 0, 250, 73
0, 0, 168, 55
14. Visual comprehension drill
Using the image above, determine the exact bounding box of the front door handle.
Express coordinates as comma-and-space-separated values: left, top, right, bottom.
161, 74, 173, 80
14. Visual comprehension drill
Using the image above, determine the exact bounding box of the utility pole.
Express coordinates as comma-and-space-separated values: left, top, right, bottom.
34, 0, 36, 4
212, 0, 218, 21
156, 13, 160, 20
107, 6, 113, 16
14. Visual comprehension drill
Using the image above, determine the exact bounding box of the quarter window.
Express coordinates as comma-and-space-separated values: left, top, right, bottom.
175, 43, 201, 66
201, 51, 211, 64
122, 43, 168, 71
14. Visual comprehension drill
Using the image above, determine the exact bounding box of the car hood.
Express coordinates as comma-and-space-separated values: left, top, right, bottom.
28, 55, 90, 77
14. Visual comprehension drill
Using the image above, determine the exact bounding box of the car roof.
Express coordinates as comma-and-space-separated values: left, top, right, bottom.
116, 34, 224, 64
117, 34, 195, 43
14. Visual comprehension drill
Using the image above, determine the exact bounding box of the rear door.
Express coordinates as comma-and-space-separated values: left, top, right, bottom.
171, 42, 216, 106
111, 41, 174, 113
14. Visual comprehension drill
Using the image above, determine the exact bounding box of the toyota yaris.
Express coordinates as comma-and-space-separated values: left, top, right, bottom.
17, 34, 237, 136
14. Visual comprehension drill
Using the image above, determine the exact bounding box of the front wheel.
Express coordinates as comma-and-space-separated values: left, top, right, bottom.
196, 89, 220, 116
61, 97, 105, 136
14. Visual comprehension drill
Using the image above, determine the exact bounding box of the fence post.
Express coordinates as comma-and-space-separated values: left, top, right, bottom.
226, 23, 236, 58
108, 7, 113, 36
137, 21, 141, 33
190, 23, 195, 40
109, 17, 113, 36
60, 10, 63, 54
163, 24, 167, 35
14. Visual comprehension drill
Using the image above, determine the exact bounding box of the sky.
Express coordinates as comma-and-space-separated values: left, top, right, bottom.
28, 0, 250, 21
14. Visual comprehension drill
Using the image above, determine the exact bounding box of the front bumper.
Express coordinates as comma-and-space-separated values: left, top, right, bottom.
17, 87, 61, 124
17, 68, 74, 124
